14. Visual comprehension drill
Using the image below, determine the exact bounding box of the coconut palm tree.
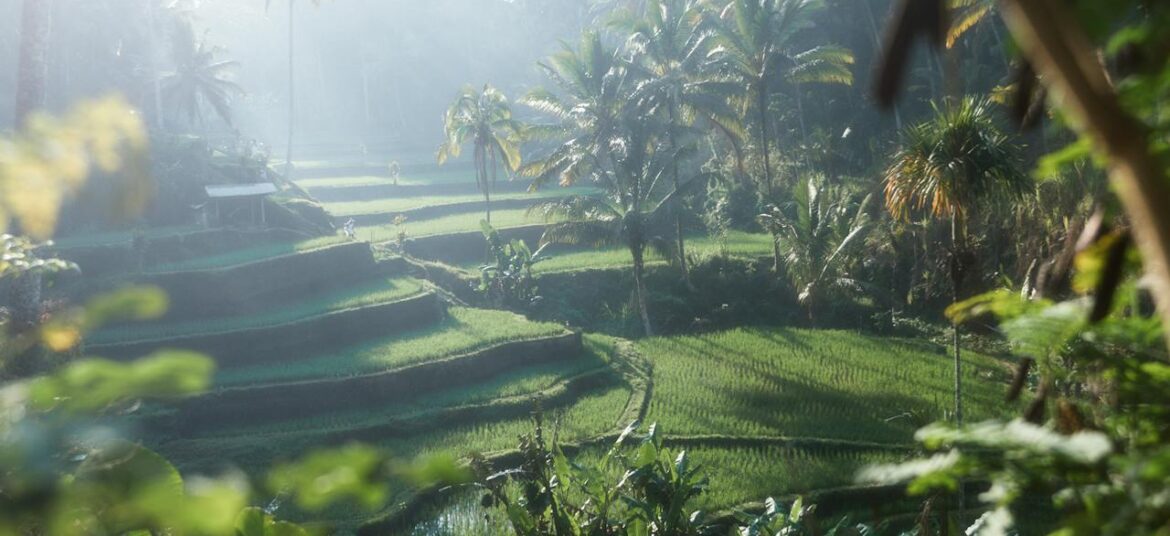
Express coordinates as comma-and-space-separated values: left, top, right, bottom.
519, 31, 628, 191
531, 115, 686, 337
437, 84, 524, 224
159, 20, 243, 128
266, 0, 324, 178
706, 0, 853, 197
616, 0, 745, 284
884, 96, 1029, 426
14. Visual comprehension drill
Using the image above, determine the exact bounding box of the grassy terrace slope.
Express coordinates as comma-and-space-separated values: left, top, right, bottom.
157, 335, 634, 470
531, 231, 773, 273
215, 307, 568, 385
639, 327, 1016, 444
144, 235, 348, 273
89, 276, 426, 345
326, 187, 597, 217
357, 208, 536, 241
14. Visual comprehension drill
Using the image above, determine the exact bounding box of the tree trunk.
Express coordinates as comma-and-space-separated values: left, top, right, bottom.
756, 81, 774, 199
950, 214, 964, 427
631, 241, 654, 337
862, 0, 902, 131
999, 0, 1170, 354
284, 0, 296, 179
951, 213, 966, 527
477, 144, 491, 224
668, 103, 690, 286
772, 233, 782, 273
147, 0, 164, 130
15, 0, 51, 126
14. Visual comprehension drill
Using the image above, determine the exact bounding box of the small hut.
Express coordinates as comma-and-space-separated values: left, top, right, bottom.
204, 182, 278, 227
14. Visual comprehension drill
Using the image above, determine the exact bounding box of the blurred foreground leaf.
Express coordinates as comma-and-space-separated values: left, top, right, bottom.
28, 350, 214, 414
268, 444, 391, 512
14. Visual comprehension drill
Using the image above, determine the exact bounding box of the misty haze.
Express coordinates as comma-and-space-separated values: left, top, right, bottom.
2, 0, 1168, 535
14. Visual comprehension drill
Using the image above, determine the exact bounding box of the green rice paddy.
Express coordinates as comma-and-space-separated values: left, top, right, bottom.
146, 235, 350, 273
638, 327, 1016, 444
324, 187, 598, 217
215, 307, 568, 385
89, 277, 427, 345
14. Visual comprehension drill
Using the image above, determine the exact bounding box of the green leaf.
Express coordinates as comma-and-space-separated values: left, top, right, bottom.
634, 441, 658, 468
268, 444, 390, 512
235, 507, 310, 536
28, 350, 214, 414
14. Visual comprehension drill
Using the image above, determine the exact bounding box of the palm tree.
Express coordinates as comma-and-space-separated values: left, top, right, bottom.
437, 84, 524, 224
265, 0, 324, 178
946, 0, 996, 49
522, 34, 682, 336
617, 0, 745, 284
884, 96, 1028, 426
531, 116, 682, 337
159, 20, 243, 128
706, 0, 853, 197
519, 31, 627, 191
758, 174, 874, 321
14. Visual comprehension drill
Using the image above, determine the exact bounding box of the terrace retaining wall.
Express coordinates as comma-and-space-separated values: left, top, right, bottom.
134, 242, 381, 321
402, 224, 547, 265
52, 228, 310, 279
88, 292, 443, 366
171, 331, 582, 435
342, 197, 539, 227
309, 181, 531, 203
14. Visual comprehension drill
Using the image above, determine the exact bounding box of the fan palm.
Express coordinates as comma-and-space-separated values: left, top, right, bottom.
759, 175, 874, 320
706, 0, 853, 196
437, 84, 524, 224
884, 96, 1028, 425
159, 20, 242, 128
616, 0, 745, 284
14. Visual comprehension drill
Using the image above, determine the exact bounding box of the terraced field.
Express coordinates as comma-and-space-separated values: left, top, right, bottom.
60, 150, 1018, 533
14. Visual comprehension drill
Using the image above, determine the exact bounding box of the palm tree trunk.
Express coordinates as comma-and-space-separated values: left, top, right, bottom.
147, 0, 164, 130
771, 233, 782, 273
15, 0, 51, 126
951, 212, 966, 527
667, 103, 690, 286
862, 0, 902, 130
950, 214, 963, 427
630, 240, 654, 337
284, 0, 296, 179
756, 81, 774, 199
477, 145, 491, 224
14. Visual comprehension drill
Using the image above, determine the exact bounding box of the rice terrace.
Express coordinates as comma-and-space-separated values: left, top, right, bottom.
3, 1, 1168, 535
